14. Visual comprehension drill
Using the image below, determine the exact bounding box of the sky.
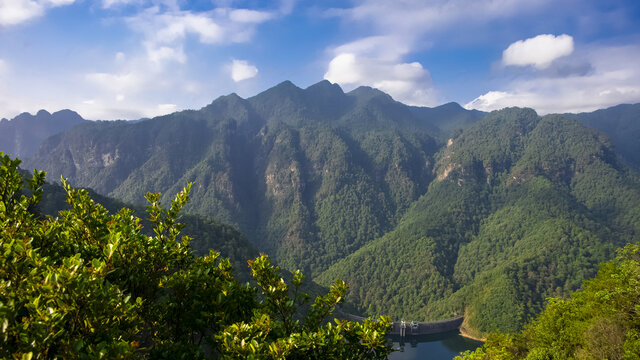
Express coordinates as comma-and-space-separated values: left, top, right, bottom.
0, 0, 639, 120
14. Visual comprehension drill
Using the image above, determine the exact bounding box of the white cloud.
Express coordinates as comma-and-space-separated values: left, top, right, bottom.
144, 42, 186, 64
324, 36, 437, 106
502, 34, 574, 69
331, 0, 551, 39
102, 0, 138, 8
125, 5, 275, 67
323, 0, 556, 107
324, 53, 436, 106
325, 53, 360, 84
158, 103, 177, 112
66, 2, 283, 119
0, 0, 44, 26
466, 44, 640, 114
229, 9, 274, 23
0, 0, 75, 26
230, 60, 258, 82
44, 0, 74, 5
85, 72, 146, 93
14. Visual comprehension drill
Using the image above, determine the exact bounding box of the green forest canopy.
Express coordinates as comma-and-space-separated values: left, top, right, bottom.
457, 242, 640, 360
0, 152, 392, 359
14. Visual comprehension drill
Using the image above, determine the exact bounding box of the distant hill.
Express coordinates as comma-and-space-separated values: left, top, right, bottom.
409, 102, 485, 139
564, 103, 640, 170
0, 109, 87, 159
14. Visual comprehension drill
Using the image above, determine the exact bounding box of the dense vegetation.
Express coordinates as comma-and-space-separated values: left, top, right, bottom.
0, 153, 392, 359
457, 242, 640, 359
318, 108, 640, 335
25, 80, 477, 278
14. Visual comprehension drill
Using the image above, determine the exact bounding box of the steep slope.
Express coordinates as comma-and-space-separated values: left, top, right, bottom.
317, 108, 640, 335
0, 109, 87, 159
564, 103, 640, 170
460, 243, 640, 359
25, 80, 475, 277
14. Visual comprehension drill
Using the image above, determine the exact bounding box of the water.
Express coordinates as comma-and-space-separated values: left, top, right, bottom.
388, 331, 483, 360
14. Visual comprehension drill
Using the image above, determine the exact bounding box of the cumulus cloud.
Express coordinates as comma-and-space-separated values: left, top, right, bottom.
85, 72, 147, 94
230, 60, 258, 82
125, 5, 275, 68
229, 9, 274, 23
324, 36, 437, 106
73, 2, 285, 119
502, 34, 574, 69
0, 0, 75, 26
466, 44, 640, 114
324, 52, 435, 105
323, 0, 556, 107
144, 43, 186, 64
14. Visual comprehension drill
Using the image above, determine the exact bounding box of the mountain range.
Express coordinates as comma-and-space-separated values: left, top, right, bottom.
4, 80, 640, 336
0, 109, 87, 159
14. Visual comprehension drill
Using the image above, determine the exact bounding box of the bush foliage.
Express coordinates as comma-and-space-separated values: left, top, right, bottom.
0, 152, 392, 359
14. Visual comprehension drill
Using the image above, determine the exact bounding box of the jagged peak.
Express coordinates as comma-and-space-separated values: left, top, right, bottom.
223, 92, 243, 100
248, 80, 305, 104
305, 80, 344, 94
204, 92, 249, 108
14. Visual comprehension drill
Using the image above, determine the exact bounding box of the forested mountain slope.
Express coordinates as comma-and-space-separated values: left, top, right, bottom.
317, 108, 640, 335
565, 103, 640, 170
459, 243, 640, 359
25, 80, 482, 277
0, 109, 87, 159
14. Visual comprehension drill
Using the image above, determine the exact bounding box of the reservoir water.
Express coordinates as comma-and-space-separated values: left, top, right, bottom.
388, 331, 483, 360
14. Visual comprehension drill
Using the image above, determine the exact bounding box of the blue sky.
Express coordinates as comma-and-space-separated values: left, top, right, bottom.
0, 0, 639, 120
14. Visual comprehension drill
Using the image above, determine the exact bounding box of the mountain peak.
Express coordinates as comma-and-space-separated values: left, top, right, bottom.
225, 92, 242, 100
304, 80, 344, 99
347, 86, 394, 103
274, 80, 300, 90
51, 109, 84, 122
36, 109, 51, 117
437, 102, 464, 110
305, 80, 343, 93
